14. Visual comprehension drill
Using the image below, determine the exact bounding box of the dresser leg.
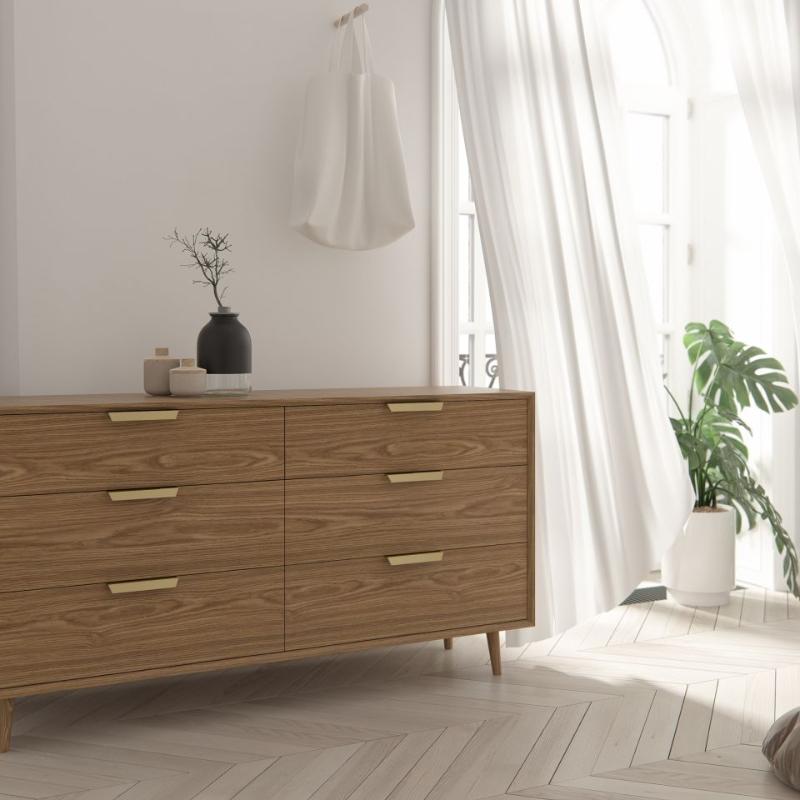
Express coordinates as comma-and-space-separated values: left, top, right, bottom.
443, 637, 453, 650
486, 631, 501, 676
0, 699, 13, 753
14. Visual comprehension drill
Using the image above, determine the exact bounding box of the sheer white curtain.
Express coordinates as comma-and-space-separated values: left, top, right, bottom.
445, 0, 693, 639
725, 0, 800, 328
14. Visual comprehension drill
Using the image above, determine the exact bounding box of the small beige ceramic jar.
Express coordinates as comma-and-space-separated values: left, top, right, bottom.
143, 347, 180, 396
169, 358, 207, 396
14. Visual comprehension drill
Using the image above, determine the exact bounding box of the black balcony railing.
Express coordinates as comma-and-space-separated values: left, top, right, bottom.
458, 353, 498, 388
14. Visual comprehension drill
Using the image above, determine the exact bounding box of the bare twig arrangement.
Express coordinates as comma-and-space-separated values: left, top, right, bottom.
166, 227, 233, 309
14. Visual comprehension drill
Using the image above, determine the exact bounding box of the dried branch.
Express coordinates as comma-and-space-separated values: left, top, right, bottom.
166, 227, 234, 309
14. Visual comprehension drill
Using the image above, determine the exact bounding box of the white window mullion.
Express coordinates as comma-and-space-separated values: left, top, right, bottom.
430, 0, 459, 386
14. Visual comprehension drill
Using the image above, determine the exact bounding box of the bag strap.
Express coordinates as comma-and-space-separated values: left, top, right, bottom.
328, 20, 345, 72
332, 12, 374, 75
356, 15, 375, 74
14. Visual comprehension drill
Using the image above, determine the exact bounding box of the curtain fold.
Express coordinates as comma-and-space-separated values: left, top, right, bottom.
445, 0, 693, 638
724, 0, 800, 329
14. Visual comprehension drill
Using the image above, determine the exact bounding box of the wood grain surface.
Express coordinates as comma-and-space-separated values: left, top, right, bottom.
0, 389, 535, 730
0, 408, 284, 496
0, 568, 284, 689
0, 699, 11, 753
0, 618, 529, 701
285, 400, 529, 478
527, 394, 535, 624
486, 630, 502, 675
0, 482, 284, 592
285, 466, 528, 564
0, 387, 532, 415
285, 543, 528, 650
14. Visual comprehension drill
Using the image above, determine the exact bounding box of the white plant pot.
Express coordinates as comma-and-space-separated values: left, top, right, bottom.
662, 507, 735, 607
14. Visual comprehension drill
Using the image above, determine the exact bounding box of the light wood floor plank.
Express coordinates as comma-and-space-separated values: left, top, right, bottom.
188, 760, 276, 800
631, 685, 685, 766
601, 759, 799, 799
390, 673, 612, 709
742, 670, 776, 745
509, 703, 589, 791
552, 698, 623, 783
677, 743, 769, 771
518, 785, 653, 800
609, 604, 653, 646
635, 600, 675, 642
550, 620, 598, 656
741, 587, 767, 625
715, 590, 745, 631
765, 590, 789, 623
775, 664, 800, 718
428, 711, 551, 800
347, 729, 443, 800
688, 606, 718, 635
309, 736, 403, 800
664, 604, 696, 638
669, 681, 717, 758
557, 774, 777, 800
0, 761, 123, 793
580, 607, 628, 651
386, 723, 479, 800
518, 635, 562, 659
706, 675, 746, 750
234, 743, 361, 800
592, 692, 654, 774
39, 787, 134, 800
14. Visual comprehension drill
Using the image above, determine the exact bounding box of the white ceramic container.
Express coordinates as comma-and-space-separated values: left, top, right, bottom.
169, 358, 207, 397
662, 506, 735, 607
143, 347, 180, 396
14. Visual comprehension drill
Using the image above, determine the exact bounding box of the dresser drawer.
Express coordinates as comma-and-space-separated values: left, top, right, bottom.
0, 408, 283, 497
286, 466, 528, 564
0, 568, 283, 688
0, 482, 284, 593
286, 543, 528, 650
285, 399, 529, 478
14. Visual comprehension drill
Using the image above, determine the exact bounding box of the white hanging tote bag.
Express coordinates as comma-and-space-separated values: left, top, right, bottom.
291, 14, 415, 250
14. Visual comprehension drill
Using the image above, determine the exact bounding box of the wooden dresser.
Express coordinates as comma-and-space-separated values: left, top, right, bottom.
0, 387, 534, 752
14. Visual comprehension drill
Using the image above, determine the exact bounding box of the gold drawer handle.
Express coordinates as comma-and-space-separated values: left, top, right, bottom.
386, 402, 444, 413
386, 471, 444, 484
108, 410, 180, 422
386, 551, 444, 566
108, 577, 179, 594
108, 487, 179, 502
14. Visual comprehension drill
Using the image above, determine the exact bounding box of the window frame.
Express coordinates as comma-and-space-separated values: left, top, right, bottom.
431, 0, 460, 386
432, 0, 691, 391
618, 84, 689, 384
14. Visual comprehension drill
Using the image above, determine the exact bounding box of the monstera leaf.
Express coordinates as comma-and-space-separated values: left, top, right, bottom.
684, 320, 797, 414
695, 407, 749, 461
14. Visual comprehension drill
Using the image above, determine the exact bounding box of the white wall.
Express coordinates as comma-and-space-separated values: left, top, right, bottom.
4, 0, 432, 395
0, 0, 19, 394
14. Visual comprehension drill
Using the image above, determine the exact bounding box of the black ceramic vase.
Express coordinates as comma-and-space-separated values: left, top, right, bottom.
197, 307, 252, 394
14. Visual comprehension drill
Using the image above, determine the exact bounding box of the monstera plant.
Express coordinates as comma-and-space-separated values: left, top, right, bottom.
666, 321, 800, 599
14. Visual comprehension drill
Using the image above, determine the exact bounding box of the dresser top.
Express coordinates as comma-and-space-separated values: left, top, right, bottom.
0, 386, 533, 415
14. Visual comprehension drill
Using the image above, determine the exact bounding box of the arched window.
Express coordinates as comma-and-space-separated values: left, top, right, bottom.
432, 0, 688, 387
604, 0, 689, 384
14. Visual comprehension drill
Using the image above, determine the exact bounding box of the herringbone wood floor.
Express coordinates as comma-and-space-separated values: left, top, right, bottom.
3, 586, 800, 799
